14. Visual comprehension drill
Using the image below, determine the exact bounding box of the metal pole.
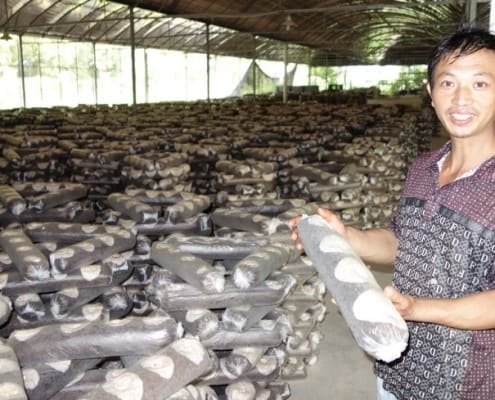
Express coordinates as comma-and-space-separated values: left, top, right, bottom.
206, 22, 211, 103
325, 54, 329, 89
467, 0, 477, 25
490, 0, 495, 32
18, 35, 27, 108
129, 5, 137, 111
57, 42, 63, 103
283, 42, 288, 103
252, 35, 256, 96
144, 48, 149, 103
185, 52, 189, 100
75, 43, 80, 100
252, 60, 256, 96
37, 43, 42, 103
307, 48, 312, 86
93, 42, 98, 104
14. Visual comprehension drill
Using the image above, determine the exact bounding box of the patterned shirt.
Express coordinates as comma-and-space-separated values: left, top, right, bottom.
374, 141, 495, 400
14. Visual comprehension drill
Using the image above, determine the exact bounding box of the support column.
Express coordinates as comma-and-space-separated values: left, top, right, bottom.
18, 35, 26, 108
467, 0, 477, 24
37, 43, 42, 103
325, 55, 329, 89
467, 0, 495, 32
57, 42, 63, 103
307, 48, 312, 86
206, 22, 211, 103
129, 5, 137, 112
252, 35, 256, 96
283, 42, 288, 103
93, 42, 98, 104
144, 49, 149, 103
491, 0, 495, 32
75, 44, 80, 100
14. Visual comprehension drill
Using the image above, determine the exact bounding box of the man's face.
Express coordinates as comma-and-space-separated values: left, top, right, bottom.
427, 49, 495, 140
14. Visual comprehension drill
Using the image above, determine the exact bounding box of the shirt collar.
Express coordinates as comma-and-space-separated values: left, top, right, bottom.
431, 140, 495, 181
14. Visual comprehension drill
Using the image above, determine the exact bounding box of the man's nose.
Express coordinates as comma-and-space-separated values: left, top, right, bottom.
453, 85, 473, 105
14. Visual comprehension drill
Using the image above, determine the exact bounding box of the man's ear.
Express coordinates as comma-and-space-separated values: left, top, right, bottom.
426, 83, 434, 107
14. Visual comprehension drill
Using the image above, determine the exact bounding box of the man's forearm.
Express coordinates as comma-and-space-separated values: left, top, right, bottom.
386, 287, 495, 330
346, 226, 398, 267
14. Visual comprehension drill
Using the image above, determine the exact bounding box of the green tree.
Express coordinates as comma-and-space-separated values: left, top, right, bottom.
390, 65, 426, 94
311, 65, 341, 89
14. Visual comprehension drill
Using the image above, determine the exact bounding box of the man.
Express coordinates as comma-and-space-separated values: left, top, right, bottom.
290, 27, 495, 399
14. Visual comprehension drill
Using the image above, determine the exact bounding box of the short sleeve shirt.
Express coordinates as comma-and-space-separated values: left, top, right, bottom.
374, 141, 495, 400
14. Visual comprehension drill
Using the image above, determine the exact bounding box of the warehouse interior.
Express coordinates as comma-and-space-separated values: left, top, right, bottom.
0, 1, 485, 399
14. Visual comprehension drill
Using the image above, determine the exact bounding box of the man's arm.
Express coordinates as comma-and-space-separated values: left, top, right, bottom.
385, 286, 495, 330
345, 223, 398, 267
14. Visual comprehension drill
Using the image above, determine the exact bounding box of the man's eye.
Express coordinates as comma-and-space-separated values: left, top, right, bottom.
439, 80, 454, 88
474, 81, 488, 88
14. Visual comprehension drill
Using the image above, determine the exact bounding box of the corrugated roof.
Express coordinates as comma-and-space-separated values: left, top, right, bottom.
0, 0, 490, 66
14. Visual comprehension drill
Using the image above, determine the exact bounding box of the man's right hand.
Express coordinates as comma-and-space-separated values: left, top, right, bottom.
288, 207, 347, 250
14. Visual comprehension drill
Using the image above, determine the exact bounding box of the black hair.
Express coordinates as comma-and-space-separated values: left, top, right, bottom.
428, 27, 495, 87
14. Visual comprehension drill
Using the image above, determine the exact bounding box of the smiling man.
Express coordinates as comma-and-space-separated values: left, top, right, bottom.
374, 27, 495, 400
290, 27, 495, 400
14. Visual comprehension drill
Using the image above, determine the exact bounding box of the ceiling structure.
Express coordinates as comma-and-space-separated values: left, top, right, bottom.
0, 0, 491, 66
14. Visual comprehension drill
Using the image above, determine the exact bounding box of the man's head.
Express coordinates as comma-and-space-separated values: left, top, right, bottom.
426, 27, 495, 141
428, 27, 495, 88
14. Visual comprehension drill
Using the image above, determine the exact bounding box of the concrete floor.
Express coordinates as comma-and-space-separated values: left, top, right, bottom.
288, 268, 394, 400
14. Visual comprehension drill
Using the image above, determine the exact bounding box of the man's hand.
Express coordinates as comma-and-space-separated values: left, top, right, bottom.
384, 286, 495, 330
384, 285, 415, 320
288, 207, 347, 250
